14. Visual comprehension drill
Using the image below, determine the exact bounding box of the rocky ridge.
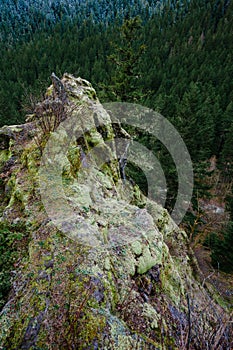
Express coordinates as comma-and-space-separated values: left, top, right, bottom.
0, 74, 232, 349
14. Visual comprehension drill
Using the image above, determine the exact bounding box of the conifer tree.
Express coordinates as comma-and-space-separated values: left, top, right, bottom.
105, 16, 146, 102
211, 222, 233, 273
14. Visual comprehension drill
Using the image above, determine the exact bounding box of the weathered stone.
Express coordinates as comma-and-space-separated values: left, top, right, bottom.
0, 74, 231, 349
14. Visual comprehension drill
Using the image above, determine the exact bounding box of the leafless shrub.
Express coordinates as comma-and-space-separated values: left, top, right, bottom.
30, 99, 78, 155
34, 98, 67, 133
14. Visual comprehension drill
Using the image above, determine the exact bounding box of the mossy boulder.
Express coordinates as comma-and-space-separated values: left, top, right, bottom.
0, 74, 231, 349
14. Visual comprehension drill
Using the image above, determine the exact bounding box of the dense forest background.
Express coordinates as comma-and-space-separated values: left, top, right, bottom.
0, 0, 232, 271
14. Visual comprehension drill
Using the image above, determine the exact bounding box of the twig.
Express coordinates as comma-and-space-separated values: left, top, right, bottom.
186, 293, 191, 350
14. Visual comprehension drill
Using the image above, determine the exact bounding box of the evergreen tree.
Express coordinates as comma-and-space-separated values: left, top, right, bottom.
104, 16, 146, 102
210, 223, 233, 273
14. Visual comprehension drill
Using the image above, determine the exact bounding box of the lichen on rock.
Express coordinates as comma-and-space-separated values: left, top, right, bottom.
0, 74, 232, 349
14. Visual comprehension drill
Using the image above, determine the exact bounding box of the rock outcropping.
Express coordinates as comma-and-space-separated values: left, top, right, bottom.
0, 74, 232, 349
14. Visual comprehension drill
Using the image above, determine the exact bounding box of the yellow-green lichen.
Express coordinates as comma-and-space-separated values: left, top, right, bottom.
137, 246, 160, 275
131, 240, 142, 256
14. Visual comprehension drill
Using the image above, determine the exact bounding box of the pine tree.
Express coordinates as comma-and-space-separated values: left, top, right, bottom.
211, 223, 233, 273
105, 16, 146, 102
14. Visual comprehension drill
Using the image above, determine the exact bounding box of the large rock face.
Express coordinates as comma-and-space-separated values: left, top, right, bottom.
0, 74, 232, 349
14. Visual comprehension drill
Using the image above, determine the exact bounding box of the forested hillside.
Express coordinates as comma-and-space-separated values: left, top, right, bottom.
0, 0, 164, 44
0, 0, 232, 271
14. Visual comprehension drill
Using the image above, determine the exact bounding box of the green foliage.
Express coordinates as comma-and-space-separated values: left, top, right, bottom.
204, 192, 233, 273
219, 111, 233, 179
125, 162, 148, 195
225, 192, 233, 221
208, 223, 233, 273
103, 16, 146, 102
0, 221, 29, 309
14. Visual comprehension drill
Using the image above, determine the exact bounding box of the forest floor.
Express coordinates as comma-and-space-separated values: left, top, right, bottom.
192, 171, 233, 308
190, 167, 233, 308
193, 244, 233, 307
